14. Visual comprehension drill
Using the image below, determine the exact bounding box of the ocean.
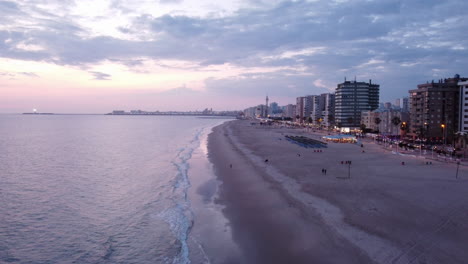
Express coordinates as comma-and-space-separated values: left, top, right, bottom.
0, 114, 236, 264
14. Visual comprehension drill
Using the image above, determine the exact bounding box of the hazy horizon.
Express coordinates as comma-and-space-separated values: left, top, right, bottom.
1, 0, 467, 113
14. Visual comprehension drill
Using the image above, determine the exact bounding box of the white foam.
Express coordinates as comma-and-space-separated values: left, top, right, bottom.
159, 128, 205, 264
158, 203, 193, 264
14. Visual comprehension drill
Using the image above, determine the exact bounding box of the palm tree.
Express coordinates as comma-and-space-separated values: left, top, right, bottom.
374, 117, 381, 134
360, 123, 367, 132
391, 116, 401, 126
327, 114, 335, 129
391, 116, 401, 135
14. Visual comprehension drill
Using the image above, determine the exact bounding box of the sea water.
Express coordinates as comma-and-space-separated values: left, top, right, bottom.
0, 114, 235, 264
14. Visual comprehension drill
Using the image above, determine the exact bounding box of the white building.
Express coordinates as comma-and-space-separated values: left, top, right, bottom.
283, 104, 296, 118
377, 109, 409, 136
321, 93, 335, 127
309, 95, 321, 124
302, 96, 313, 122
295, 97, 305, 122
361, 110, 379, 132
243, 106, 257, 118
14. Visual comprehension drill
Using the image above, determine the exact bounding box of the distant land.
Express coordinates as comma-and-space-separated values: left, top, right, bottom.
22, 112, 55, 115
107, 109, 241, 117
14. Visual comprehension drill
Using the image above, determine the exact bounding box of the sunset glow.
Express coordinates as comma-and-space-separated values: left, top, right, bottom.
1, 0, 467, 113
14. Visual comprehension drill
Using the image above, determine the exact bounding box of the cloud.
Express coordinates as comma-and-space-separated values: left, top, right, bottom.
18, 72, 39, 77
89, 71, 111, 80
204, 70, 326, 98
3, 0, 467, 69
157, 85, 201, 95
159, 0, 184, 4
1, 0, 468, 107
0, 71, 14, 77
0, 71, 39, 79
0, 0, 19, 11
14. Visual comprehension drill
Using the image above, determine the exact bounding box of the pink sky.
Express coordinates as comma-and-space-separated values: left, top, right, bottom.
1, 0, 467, 113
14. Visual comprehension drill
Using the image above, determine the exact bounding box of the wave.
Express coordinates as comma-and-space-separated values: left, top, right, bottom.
158, 127, 205, 264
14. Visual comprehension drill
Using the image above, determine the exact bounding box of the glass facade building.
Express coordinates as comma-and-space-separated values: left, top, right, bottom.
335, 80, 380, 128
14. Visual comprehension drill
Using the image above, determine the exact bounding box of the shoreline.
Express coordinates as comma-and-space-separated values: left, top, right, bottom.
207, 119, 468, 263
207, 120, 370, 263
186, 122, 242, 264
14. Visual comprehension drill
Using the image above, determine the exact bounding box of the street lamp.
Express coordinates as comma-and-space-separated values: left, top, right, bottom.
441, 124, 446, 146
420, 122, 428, 155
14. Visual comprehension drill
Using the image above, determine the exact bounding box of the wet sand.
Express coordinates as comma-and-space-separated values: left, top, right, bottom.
207, 120, 468, 264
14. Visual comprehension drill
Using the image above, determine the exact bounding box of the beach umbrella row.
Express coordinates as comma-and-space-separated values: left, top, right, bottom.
285, 135, 328, 148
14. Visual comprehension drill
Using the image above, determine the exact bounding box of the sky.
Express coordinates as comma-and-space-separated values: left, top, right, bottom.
1, 0, 468, 113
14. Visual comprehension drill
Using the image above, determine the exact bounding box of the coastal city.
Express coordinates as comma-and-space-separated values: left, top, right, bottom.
242, 74, 468, 158
108, 74, 468, 160
2, 0, 468, 263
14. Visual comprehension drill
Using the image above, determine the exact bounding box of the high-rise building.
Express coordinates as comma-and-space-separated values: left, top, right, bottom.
335, 79, 380, 128
393, 97, 409, 112
409, 74, 468, 141
295, 97, 304, 122
394, 98, 401, 109
283, 104, 296, 118
401, 97, 409, 112
327, 93, 336, 126
458, 80, 468, 133
269, 102, 279, 114
243, 106, 256, 118
319, 93, 335, 127
309, 95, 321, 124
256, 104, 267, 118
302, 96, 314, 122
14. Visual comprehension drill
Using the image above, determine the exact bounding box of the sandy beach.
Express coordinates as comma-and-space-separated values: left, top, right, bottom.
207, 119, 468, 264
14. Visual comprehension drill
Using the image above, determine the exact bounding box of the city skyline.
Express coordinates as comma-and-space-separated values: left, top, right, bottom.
1, 0, 468, 113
